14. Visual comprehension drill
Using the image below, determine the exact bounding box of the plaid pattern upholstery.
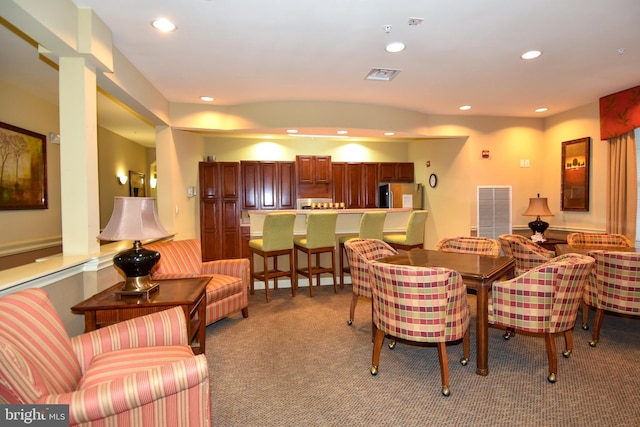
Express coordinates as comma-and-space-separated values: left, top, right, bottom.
146, 239, 249, 325
489, 254, 595, 333
436, 236, 501, 256
567, 232, 634, 247
499, 234, 555, 275
344, 239, 397, 299
584, 250, 640, 316
0, 289, 210, 427
368, 262, 469, 343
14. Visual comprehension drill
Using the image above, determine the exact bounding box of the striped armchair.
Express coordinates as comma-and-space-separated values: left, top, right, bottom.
0, 288, 210, 427
567, 232, 634, 247
146, 239, 249, 324
488, 254, 595, 383
436, 236, 501, 256
584, 250, 640, 347
368, 261, 470, 396
499, 234, 555, 275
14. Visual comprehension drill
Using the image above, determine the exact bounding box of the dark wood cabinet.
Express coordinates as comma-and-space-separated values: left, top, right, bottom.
332, 162, 347, 205
362, 163, 379, 208
332, 162, 379, 208
241, 161, 295, 210
199, 162, 241, 261
378, 162, 414, 183
296, 155, 332, 198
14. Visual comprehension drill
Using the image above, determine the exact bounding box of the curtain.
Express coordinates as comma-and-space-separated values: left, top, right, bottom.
606, 130, 637, 238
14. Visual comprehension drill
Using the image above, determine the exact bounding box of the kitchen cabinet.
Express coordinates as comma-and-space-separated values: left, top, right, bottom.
199, 162, 242, 261
241, 161, 295, 210
296, 155, 332, 198
332, 162, 347, 205
332, 162, 378, 208
378, 162, 414, 183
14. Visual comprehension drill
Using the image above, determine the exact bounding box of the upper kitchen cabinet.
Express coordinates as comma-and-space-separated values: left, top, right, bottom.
378, 162, 414, 183
296, 155, 332, 198
332, 162, 378, 208
241, 161, 296, 210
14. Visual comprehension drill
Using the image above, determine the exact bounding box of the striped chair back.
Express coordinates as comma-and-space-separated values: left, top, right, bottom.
585, 250, 640, 316
499, 234, 555, 275
147, 239, 203, 278
436, 236, 501, 256
344, 239, 397, 298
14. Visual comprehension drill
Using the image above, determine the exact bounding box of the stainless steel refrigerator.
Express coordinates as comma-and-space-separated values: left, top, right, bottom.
378, 183, 423, 209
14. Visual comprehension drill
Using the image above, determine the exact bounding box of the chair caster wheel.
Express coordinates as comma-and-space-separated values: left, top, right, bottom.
562, 349, 572, 358
388, 340, 396, 350
441, 386, 451, 397
582, 324, 589, 330
347, 319, 353, 325
503, 331, 513, 340
589, 340, 597, 347
547, 372, 557, 383
460, 357, 469, 366
370, 365, 378, 376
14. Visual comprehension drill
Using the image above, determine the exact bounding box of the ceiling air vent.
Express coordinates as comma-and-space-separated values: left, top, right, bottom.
365, 68, 402, 81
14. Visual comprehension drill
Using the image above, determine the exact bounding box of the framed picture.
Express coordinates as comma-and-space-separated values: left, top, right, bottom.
561, 137, 590, 211
129, 170, 145, 197
0, 121, 48, 210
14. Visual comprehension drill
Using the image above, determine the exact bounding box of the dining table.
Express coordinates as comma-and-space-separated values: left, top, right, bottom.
555, 243, 638, 256
377, 248, 515, 376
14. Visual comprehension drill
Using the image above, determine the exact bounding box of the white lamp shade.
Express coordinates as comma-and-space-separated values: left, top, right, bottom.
98, 197, 169, 241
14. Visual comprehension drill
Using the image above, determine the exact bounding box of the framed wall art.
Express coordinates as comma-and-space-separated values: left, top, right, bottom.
129, 170, 145, 197
561, 137, 590, 211
0, 121, 48, 210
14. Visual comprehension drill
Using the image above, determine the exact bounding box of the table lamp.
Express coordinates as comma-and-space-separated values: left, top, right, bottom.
522, 194, 554, 243
98, 197, 170, 295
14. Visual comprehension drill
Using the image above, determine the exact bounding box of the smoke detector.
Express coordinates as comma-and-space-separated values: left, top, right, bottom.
408, 17, 424, 26
365, 68, 402, 81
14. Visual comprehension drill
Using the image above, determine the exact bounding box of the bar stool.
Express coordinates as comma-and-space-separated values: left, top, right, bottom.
338, 211, 387, 286
294, 212, 338, 297
248, 212, 296, 302
382, 210, 429, 251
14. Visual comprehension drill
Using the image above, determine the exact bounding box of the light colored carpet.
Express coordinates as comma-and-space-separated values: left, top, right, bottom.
206, 285, 640, 427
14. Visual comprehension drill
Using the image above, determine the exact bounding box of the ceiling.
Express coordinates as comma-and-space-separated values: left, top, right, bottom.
3, 1, 640, 146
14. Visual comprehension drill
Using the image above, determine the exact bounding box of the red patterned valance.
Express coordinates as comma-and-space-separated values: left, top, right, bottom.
599, 85, 640, 140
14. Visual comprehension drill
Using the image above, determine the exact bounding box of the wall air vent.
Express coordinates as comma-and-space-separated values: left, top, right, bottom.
365, 68, 402, 81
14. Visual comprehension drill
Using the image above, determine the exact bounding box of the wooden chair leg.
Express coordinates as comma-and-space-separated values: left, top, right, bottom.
289, 251, 296, 297
370, 328, 385, 375
461, 329, 470, 366
331, 248, 337, 293
249, 251, 256, 295
562, 330, 573, 358
437, 342, 451, 396
307, 250, 314, 297
315, 252, 321, 287
273, 254, 279, 290
544, 333, 558, 383
348, 293, 358, 325
263, 253, 270, 302
339, 242, 346, 288
581, 300, 589, 330
589, 308, 605, 347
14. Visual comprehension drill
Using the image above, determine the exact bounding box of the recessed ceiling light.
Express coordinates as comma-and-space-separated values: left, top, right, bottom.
151, 18, 177, 32
459, 105, 472, 111
286, 129, 298, 134
200, 96, 214, 102
384, 132, 395, 136
521, 50, 542, 60
385, 42, 406, 53
535, 107, 548, 113
337, 130, 348, 135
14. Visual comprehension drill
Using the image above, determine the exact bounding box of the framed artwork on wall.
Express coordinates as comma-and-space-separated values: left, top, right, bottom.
0, 121, 48, 210
561, 137, 590, 211
129, 170, 145, 197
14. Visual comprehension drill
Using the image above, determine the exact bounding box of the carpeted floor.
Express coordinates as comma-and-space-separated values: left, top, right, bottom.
205, 285, 640, 427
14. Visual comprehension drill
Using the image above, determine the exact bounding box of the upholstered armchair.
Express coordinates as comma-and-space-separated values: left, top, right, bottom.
0, 288, 210, 427
436, 236, 501, 256
146, 239, 249, 324
368, 261, 470, 396
583, 250, 640, 347
499, 234, 555, 276
567, 232, 634, 247
488, 254, 595, 383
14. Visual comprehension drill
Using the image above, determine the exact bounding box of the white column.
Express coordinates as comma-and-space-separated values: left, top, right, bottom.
59, 56, 100, 255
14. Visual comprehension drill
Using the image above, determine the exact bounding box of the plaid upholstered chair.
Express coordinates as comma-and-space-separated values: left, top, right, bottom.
343, 239, 397, 327
499, 234, 555, 276
146, 239, 249, 324
436, 236, 501, 256
567, 232, 634, 247
583, 250, 640, 347
339, 211, 387, 286
488, 254, 595, 383
0, 288, 210, 427
368, 261, 470, 396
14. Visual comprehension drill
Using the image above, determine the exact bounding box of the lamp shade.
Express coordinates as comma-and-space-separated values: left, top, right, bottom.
98, 197, 169, 241
522, 197, 554, 217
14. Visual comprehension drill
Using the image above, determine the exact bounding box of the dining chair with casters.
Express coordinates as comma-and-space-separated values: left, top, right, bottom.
567, 232, 634, 247
436, 236, 501, 256
294, 212, 339, 297
248, 212, 297, 302
583, 250, 640, 348
499, 234, 555, 276
343, 238, 397, 328
382, 210, 429, 251
368, 261, 470, 396
488, 253, 595, 383
338, 211, 387, 287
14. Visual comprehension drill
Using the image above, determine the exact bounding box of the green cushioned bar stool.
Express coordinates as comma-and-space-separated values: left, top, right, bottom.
338, 211, 387, 286
249, 212, 297, 302
294, 212, 338, 297
382, 210, 429, 251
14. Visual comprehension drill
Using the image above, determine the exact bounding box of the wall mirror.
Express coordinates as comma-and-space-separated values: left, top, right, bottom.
129, 170, 145, 197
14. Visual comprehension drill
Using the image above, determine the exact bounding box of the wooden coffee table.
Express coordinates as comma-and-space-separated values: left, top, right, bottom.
71, 277, 209, 354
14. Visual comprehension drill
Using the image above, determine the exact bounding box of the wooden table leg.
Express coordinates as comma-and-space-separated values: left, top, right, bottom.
475, 285, 489, 376
196, 295, 206, 354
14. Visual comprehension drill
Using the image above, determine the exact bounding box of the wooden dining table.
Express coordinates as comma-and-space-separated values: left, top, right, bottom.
555, 243, 638, 256
377, 249, 515, 376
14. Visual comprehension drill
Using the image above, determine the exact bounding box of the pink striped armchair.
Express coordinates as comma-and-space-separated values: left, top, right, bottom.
146, 239, 249, 324
488, 254, 595, 383
0, 288, 210, 427
436, 236, 501, 256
